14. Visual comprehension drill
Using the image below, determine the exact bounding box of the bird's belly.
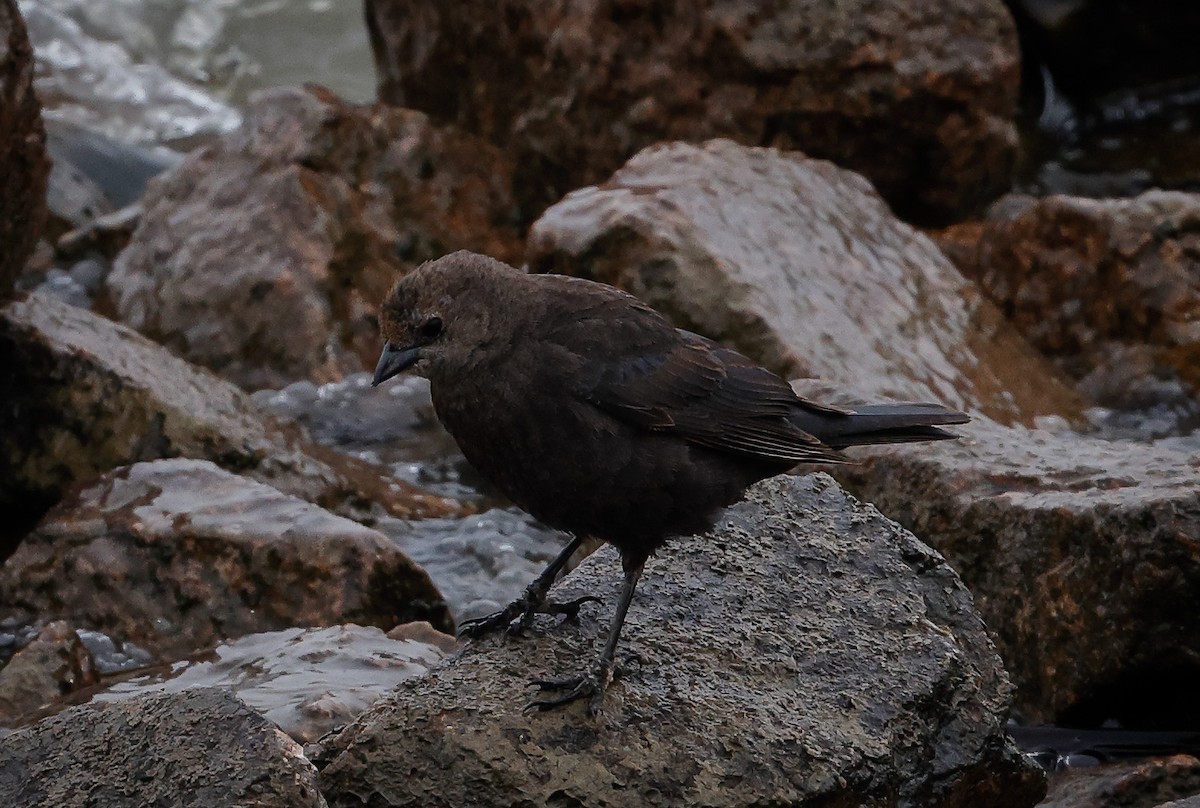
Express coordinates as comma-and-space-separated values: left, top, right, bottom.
434, 391, 776, 557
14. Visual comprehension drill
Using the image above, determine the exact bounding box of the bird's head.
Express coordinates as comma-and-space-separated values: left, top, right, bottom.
372, 250, 525, 386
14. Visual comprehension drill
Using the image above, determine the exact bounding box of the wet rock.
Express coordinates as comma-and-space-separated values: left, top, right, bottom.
386, 620, 457, 652
936, 191, 1200, 407
0, 291, 459, 540
1038, 754, 1200, 808
41, 119, 179, 245
109, 84, 522, 389
315, 474, 1045, 808
89, 624, 451, 743
19, 0, 241, 146
835, 418, 1200, 726
528, 139, 1083, 425
55, 204, 141, 262
0, 621, 96, 726
0, 688, 325, 808
1011, 725, 1200, 772
0, 458, 454, 660
0, 0, 50, 299
367, 0, 1020, 224
45, 119, 181, 209
375, 507, 573, 624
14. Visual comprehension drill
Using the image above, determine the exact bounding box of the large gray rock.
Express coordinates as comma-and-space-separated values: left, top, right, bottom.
315, 474, 1045, 808
366, 0, 1020, 224
109, 84, 522, 389
0, 0, 49, 299
528, 139, 1083, 425
0, 291, 459, 535
0, 459, 454, 660
835, 418, 1200, 726
0, 688, 326, 808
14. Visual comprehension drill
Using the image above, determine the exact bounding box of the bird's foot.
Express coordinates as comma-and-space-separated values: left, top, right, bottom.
457, 595, 601, 640
526, 653, 639, 716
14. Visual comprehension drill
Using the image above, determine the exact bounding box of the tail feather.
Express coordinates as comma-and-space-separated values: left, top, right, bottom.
792, 402, 970, 450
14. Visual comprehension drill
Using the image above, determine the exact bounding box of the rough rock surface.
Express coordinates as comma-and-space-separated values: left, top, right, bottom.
835, 418, 1200, 726
0, 621, 96, 726
109, 84, 521, 389
0, 688, 326, 808
0, 291, 458, 540
315, 474, 1045, 808
0, 0, 50, 298
0, 459, 453, 659
935, 191, 1200, 405
366, 0, 1019, 224
528, 139, 1083, 425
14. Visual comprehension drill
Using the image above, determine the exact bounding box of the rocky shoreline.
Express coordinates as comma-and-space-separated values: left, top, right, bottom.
3, 1, 1199, 806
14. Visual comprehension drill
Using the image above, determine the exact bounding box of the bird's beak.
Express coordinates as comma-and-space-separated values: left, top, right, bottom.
372, 341, 421, 386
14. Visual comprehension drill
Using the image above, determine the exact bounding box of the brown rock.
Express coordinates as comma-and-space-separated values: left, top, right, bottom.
528, 139, 1083, 425
109, 84, 522, 389
0, 0, 50, 299
1039, 755, 1200, 808
315, 475, 1045, 808
0, 459, 453, 660
935, 191, 1200, 406
386, 619, 458, 653
366, 0, 1019, 224
0, 622, 96, 726
0, 291, 459, 546
835, 417, 1200, 725
0, 688, 327, 808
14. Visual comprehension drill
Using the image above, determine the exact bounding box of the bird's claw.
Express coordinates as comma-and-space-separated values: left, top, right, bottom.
457, 595, 602, 640
456, 603, 523, 640
526, 651, 640, 716
527, 664, 612, 716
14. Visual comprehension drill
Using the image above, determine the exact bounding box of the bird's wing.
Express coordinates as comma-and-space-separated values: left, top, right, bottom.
568, 319, 849, 465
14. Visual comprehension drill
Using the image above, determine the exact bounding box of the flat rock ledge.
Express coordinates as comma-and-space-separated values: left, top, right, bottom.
315, 474, 1045, 808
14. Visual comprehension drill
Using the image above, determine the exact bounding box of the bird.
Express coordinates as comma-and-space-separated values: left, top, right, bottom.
372, 250, 969, 714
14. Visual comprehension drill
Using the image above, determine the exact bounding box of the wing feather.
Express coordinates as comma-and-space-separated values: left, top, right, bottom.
571, 321, 846, 464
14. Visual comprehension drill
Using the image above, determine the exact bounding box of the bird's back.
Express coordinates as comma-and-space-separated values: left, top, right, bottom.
424, 270, 966, 561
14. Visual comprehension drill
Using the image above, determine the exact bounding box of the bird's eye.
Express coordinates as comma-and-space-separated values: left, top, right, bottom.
418, 316, 443, 340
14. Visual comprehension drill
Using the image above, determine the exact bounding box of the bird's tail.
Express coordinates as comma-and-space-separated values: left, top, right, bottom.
794, 403, 970, 450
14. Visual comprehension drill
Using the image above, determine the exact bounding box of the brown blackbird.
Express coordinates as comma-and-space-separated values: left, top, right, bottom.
372, 250, 969, 713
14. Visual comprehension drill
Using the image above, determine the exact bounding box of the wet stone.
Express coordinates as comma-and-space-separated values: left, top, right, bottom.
74, 630, 152, 676
935, 191, 1200, 409
0, 621, 97, 726
109, 84, 522, 389
1037, 754, 1200, 808
0, 291, 460, 535
315, 474, 1045, 808
375, 508, 572, 623
529, 139, 1083, 426
20, 1, 241, 146
89, 624, 452, 743
367, 0, 1020, 224
0, 458, 453, 660
0, 688, 326, 808
835, 418, 1200, 727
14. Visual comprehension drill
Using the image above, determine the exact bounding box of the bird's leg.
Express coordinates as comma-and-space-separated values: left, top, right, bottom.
528, 558, 644, 715
457, 533, 599, 640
